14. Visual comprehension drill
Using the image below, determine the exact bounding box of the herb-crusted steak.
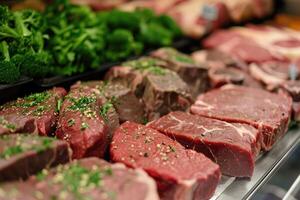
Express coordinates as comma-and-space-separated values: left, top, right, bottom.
151, 47, 209, 98
78, 81, 145, 124
56, 84, 111, 159
110, 122, 221, 200
0, 87, 67, 136
191, 86, 292, 151
0, 134, 71, 182
148, 111, 261, 177
106, 57, 193, 121
0, 158, 159, 200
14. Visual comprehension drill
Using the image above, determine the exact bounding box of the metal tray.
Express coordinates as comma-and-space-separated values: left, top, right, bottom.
211, 127, 300, 200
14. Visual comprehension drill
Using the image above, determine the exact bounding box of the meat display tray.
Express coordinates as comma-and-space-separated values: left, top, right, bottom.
211, 127, 300, 200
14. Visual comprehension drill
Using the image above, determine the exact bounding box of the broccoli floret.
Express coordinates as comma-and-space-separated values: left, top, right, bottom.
153, 15, 182, 38
0, 6, 19, 39
17, 51, 53, 78
0, 41, 20, 84
139, 22, 173, 46
105, 29, 143, 62
105, 10, 141, 32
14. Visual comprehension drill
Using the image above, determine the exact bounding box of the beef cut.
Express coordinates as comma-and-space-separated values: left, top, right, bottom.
0, 134, 71, 182
191, 85, 292, 151
281, 81, 300, 102
151, 47, 209, 98
105, 57, 193, 121
56, 83, 112, 159
0, 157, 159, 200
110, 121, 221, 200
148, 111, 260, 177
0, 87, 67, 136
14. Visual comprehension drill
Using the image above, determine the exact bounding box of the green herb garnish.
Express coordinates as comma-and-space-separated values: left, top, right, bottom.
99, 102, 113, 121
80, 122, 89, 131
56, 99, 63, 113
68, 96, 96, 112
19, 92, 51, 108
0, 145, 24, 159
68, 118, 75, 127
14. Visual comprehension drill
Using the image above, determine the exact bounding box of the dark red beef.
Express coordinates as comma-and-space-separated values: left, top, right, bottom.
292, 102, 300, 122
55, 84, 110, 159
110, 122, 221, 200
0, 88, 67, 136
249, 62, 292, 90
208, 67, 245, 88
0, 134, 71, 182
148, 111, 261, 177
105, 58, 193, 121
192, 50, 239, 69
202, 29, 284, 63
281, 81, 300, 102
191, 85, 292, 151
151, 47, 209, 98
0, 157, 159, 200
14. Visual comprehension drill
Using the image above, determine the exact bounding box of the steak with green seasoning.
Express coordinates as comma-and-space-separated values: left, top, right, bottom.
105, 57, 193, 121
0, 134, 71, 182
110, 122, 221, 200
151, 47, 209, 98
55, 83, 113, 159
76, 81, 146, 124
0, 87, 67, 136
0, 158, 159, 200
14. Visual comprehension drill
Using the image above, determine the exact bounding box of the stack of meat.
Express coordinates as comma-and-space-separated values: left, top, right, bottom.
194, 24, 300, 122
71, 0, 274, 38
0, 47, 295, 200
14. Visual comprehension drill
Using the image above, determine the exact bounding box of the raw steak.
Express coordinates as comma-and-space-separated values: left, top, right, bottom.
55, 84, 111, 159
0, 87, 67, 136
83, 81, 145, 123
191, 85, 292, 151
281, 81, 300, 102
0, 158, 159, 200
110, 122, 221, 200
148, 111, 260, 177
105, 57, 192, 121
208, 67, 244, 88
202, 29, 286, 63
151, 47, 209, 98
0, 134, 71, 182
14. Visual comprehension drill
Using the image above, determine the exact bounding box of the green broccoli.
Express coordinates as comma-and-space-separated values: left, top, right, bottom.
139, 22, 173, 47
105, 29, 143, 62
0, 41, 20, 84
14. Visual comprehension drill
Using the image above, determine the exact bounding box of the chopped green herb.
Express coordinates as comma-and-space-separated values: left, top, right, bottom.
174, 55, 194, 64
5, 124, 16, 130
141, 117, 148, 125
67, 118, 75, 127
0, 145, 24, 159
81, 122, 89, 131
36, 169, 48, 181
99, 101, 113, 121
68, 96, 96, 112
168, 145, 176, 152
19, 92, 51, 108
123, 58, 166, 75
56, 99, 63, 113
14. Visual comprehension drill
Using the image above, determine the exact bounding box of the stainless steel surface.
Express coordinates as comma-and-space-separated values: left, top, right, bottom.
283, 175, 300, 200
212, 128, 300, 200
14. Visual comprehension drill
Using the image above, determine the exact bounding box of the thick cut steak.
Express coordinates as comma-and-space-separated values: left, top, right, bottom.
191, 86, 292, 151
80, 81, 145, 123
151, 47, 209, 98
110, 122, 221, 200
0, 158, 159, 200
105, 57, 192, 121
0, 88, 67, 136
0, 134, 71, 182
148, 111, 260, 177
56, 84, 111, 159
